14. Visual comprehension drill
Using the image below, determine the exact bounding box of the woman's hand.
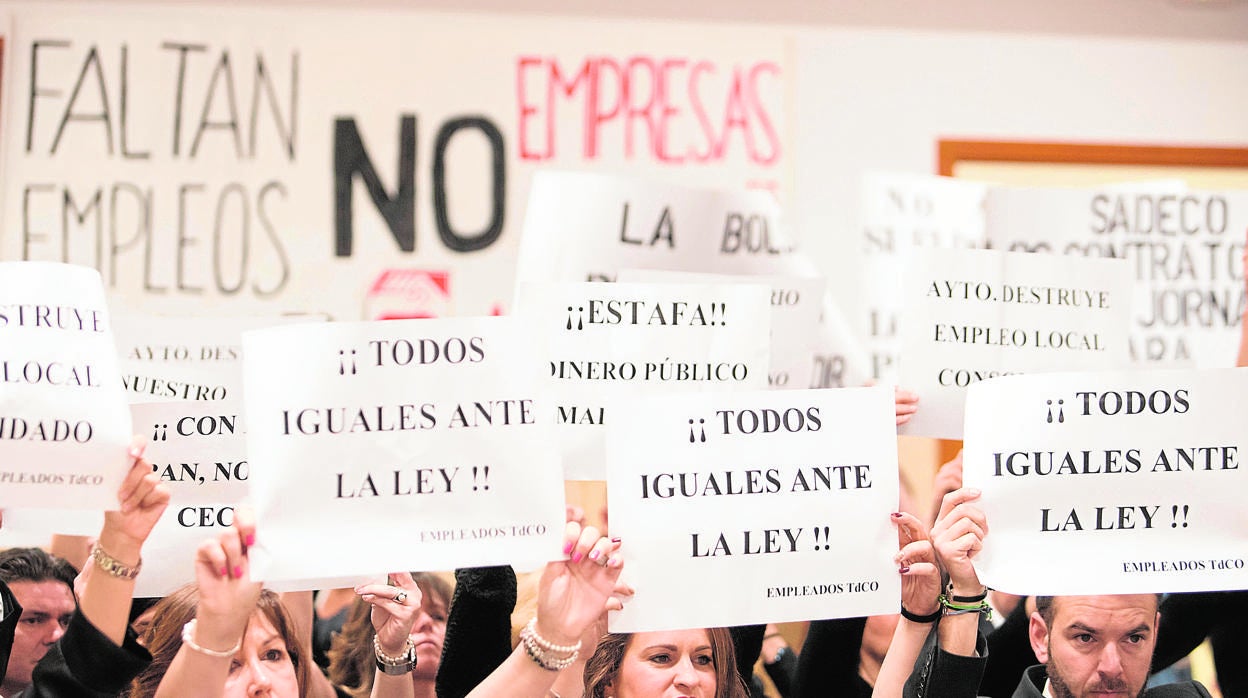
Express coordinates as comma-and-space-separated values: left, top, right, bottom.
98, 439, 170, 558
929, 487, 988, 596
356, 573, 422, 656
891, 512, 940, 617
533, 519, 625, 647
191, 510, 261, 652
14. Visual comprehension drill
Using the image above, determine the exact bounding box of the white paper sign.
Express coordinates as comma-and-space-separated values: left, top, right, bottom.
985, 185, 1247, 369
0, 509, 102, 546
242, 317, 565, 587
517, 281, 770, 479
859, 173, 988, 383
965, 369, 1248, 596
607, 387, 900, 632
899, 248, 1134, 440
127, 400, 250, 597
617, 270, 825, 391
0, 262, 131, 508
515, 172, 871, 387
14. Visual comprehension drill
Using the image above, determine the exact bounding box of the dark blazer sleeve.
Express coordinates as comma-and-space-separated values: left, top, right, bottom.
1, 579, 20, 682
980, 602, 1038, 698
903, 623, 987, 698
435, 565, 518, 698
21, 609, 151, 698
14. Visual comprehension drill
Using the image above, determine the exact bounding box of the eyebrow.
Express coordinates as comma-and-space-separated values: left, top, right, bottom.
1067, 622, 1151, 636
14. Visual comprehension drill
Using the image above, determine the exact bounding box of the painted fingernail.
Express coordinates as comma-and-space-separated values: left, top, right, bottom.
611, 537, 621, 543
245, 533, 256, 547
589, 550, 601, 561
234, 565, 243, 578
563, 540, 575, 555
891, 512, 903, 518
608, 557, 622, 568
221, 567, 229, 577
899, 566, 911, 574
572, 552, 584, 563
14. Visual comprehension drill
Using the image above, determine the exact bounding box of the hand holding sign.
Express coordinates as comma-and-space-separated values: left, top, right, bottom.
930, 488, 988, 598
357, 573, 425, 661
97, 440, 172, 567
892, 512, 940, 618
189, 511, 261, 654
537, 521, 626, 647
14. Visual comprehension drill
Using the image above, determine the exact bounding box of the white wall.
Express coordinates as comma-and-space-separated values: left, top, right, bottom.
793, 29, 1248, 313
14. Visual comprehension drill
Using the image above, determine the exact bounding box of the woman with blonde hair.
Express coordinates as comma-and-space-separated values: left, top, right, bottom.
582, 627, 749, 698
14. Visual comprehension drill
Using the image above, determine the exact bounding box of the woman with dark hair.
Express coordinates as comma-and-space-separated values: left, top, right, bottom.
327, 573, 451, 698
582, 627, 749, 698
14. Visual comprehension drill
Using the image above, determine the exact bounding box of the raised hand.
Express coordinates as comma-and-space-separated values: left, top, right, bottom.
533, 520, 624, 647
357, 573, 423, 657
99, 439, 170, 554
190, 509, 261, 652
891, 511, 941, 617
929, 487, 988, 596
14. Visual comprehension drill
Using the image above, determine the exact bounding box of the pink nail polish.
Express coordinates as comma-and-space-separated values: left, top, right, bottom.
562, 540, 574, 555
572, 552, 584, 563
245, 534, 256, 547
234, 565, 243, 578
589, 550, 601, 561
221, 567, 229, 577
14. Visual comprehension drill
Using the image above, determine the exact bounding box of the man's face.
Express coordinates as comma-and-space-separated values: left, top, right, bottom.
1029, 595, 1158, 698
4, 580, 75, 688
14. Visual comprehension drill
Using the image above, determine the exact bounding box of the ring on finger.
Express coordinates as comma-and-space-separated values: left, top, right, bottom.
395, 591, 408, 604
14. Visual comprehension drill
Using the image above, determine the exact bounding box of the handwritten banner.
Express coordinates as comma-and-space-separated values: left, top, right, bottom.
898, 247, 1133, 440
965, 369, 1248, 596
617, 270, 825, 390
0, 262, 131, 509
517, 281, 770, 479
242, 317, 565, 587
606, 387, 899, 632
129, 400, 250, 597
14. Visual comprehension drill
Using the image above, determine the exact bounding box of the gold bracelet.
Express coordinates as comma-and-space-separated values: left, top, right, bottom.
90, 543, 141, 580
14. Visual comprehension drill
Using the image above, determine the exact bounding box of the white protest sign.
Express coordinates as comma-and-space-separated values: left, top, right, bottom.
607, 387, 900, 632
0, 262, 131, 509
515, 172, 870, 387
984, 184, 1246, 368
965, 368, 1248, 596
242, 317, 565, 587
617, 270, 825, 391
899, 248, 1133, 440
112, 313, 321, 403
0, 509, 101, 546
128, 400, 250, 597
517, 281, 770, 479
859, 173, 988, 383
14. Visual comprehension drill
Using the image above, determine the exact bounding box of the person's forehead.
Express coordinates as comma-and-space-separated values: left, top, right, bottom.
628, 628, 713, 651
1052, 594, 1157, 626
8, 579, 75, 612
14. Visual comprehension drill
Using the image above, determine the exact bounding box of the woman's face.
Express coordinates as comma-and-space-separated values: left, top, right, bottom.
222, 612, 300, 698
411, 590, 447, 680
610, 629, 718, 698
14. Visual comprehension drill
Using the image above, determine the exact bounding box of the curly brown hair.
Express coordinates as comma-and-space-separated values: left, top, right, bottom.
583, 628, 749, 698
326, 572, 452, 698
125, 585, 311, 698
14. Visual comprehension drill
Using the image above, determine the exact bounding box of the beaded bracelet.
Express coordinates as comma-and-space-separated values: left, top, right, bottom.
938, 593, 993, 621
520, 618, 580, 671
181, 619, 241, 658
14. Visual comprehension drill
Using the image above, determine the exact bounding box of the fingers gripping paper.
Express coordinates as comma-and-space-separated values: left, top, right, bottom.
242, 317, 565, 587
607, 388, 900, 632
0, 262, 131, 509
965, 368, 1248, 596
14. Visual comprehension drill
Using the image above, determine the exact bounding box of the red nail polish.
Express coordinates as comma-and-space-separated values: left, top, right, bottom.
611, 537, 621, 543
899, 566, 911, 574
891, 512, 902, 518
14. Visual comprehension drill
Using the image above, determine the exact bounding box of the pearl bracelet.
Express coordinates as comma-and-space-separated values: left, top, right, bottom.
181, 619, 241, 658
520, 618, 580, 671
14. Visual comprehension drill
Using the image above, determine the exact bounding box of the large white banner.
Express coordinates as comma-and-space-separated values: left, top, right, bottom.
130, 400, 250, 597
985, 185, 1247, 368
519, 281, 770, 479
899, 247, 1134, 440
607, 387, 900, 632
516, 171, 871, 387
965, 369, 1248, 596
1, 4, 788, 320
616, 270, 824, 391
242, 317, 565, 586
0, 261, 131, 508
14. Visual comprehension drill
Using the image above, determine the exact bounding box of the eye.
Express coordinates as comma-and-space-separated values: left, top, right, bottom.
1127, 634, 1146, 644
20, 617, 40, 625
648, 653, 672, 664
264, 648, 286, 661
694, 654, 714, 666
1074, 633, 1094, 644
228, 659, 243, 674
